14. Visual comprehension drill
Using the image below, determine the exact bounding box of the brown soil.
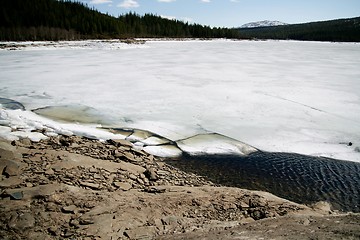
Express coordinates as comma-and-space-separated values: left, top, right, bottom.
0, 135, 359, 239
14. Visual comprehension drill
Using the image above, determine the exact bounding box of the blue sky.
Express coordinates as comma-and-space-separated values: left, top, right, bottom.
80, 0, 360, 27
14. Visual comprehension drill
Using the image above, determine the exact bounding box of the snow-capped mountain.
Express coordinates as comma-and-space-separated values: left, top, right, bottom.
240, 20, 288, 28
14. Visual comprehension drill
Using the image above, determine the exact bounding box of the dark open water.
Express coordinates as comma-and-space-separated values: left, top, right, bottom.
166, 151, 360, 213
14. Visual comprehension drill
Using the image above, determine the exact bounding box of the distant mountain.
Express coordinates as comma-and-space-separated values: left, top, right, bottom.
237, 17, 360, 42
240, 20, 288, 28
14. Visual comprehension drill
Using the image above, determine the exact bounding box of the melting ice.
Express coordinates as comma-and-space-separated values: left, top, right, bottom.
0, 39, 360, 162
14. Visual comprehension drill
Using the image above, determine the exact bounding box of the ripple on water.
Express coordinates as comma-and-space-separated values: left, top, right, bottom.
167, 152, 360, 213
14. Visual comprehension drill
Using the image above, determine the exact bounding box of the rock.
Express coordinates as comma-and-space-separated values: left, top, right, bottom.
8, 212, 35, 231
157, 170, 168, 176
70, 219, 80, 228
161, 215, 180, 226
250, 210, 265, 220
118, 162, 146, 175
59, 138, 71, 147
145, 168, 158, 181
44, 168, 55, 175
124, 226, 156, 240
239, 217, 256, 224
62, 230, 75, 238
249, 197, 267, 208
144, 187, 166, 194
136, 178, 144, 185
300, 218, 311, 226
124, 152, 137, 162
239, 201, 250, 209
129, 174, 137, 180
132, 148, 147, 156
19, 138, 32, 146
1, 160, 21, 177
48, 226, 60, 236
113, 182, 132, 191
46, 202, 58, 212
113, 149, 123, 158
79, 217, 95, 225
62, 205, 78, 214
80, 181, 101, 190
0, 176, 22, 187
0, 141, 22, 160
89, 167, 98, 173
8, 191, 23, 200
312, 201, 332, 213
108, 139, 133, 148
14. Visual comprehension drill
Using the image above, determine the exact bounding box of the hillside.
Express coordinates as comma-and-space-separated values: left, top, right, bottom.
0, 0, 240, 41
237, 17, 360, 42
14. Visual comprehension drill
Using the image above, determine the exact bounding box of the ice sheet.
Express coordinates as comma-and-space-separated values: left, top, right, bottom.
1, 40, 359, 161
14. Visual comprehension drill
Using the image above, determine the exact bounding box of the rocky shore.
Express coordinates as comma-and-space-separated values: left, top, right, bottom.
1, 135, 359, 239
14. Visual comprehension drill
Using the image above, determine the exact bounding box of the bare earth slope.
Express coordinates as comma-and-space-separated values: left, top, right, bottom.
0, 136, 359, 239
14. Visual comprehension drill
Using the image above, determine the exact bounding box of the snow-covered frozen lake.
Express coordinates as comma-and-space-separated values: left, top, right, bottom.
1, 39, 360, 162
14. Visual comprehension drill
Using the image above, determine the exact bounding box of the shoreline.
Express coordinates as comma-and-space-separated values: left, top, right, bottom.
1, 135, 359, 239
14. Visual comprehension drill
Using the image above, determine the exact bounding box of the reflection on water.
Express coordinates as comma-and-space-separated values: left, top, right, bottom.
167, 151, 360, 213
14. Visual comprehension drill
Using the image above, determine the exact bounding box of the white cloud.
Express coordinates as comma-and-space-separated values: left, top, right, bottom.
161, 15, 176, 20
182, 17, 193, 23
161, 15, 193, 23
117, 0, 139, 8
90, 0, 112, 4
201, 0, 211, 2
157, 0, 176, 2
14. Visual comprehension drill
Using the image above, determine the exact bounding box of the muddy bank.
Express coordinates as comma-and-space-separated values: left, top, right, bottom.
0, 136, 359, 239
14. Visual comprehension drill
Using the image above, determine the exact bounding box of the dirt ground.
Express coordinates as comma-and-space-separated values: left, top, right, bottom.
1, 136, 359, 239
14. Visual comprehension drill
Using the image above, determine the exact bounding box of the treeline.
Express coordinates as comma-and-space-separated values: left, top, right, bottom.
0, 0, 240, 41
237, 17, 360, 42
